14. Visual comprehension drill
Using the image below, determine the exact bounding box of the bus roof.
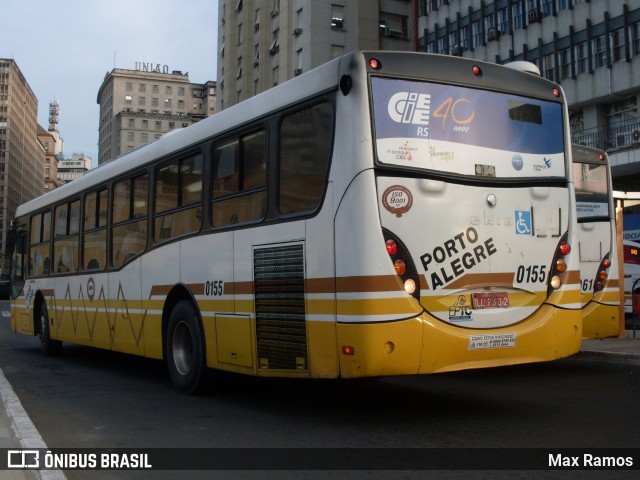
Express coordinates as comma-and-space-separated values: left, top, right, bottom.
16, 51, 565, 219
572, 144, 608, 165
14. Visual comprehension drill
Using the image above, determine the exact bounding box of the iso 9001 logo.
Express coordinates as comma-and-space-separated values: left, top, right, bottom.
382, 185, 413, 218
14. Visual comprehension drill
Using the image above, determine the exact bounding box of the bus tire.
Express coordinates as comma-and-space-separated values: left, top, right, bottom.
39, 301, 62, 356
166, 300, 206, 394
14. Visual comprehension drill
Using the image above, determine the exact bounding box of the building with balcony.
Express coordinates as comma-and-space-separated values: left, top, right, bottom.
217, 0, 415, 110
418, 0, 640, 191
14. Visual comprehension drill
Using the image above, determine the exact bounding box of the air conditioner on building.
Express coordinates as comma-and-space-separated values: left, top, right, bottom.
293, 27, 303, 36
487, 28, 499, 41
528, 10, 542, 23
294, 68, 303, 76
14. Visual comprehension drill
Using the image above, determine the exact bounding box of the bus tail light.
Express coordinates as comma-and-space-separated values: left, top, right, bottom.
548, 234, 571, 294
594, 254, 612, 292
383, 229, 420, 301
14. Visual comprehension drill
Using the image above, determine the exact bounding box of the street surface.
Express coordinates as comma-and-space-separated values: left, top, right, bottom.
0, 300, 638, 479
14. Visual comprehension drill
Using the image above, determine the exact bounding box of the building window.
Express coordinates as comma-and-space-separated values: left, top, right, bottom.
238, 23, 243, 45
125, 95, 132, 104
156, 121, 162, 130
178, 87, 185, 96
152, 97, 159, 107
612, 28, 626, 63
126, 82, 133, 91
128, 118, 135, 128
379, 12, 408, 39
559, 48, 571, 79
543, 53, 555, 81
139, 96, 146, 106
472, 19, 484, 47
139, 84, 146, 92
127, 132, 134, 142
165, 98, 172, 107
165, 86, 172, 95
152, 85, 160, 93
270, 29, 279, 54
331, 4, 344, 30
632, 23, 640, 55
593, 35, 607, 68
512, 1, 525, 30
576, 42, 588, 74
497, 8, 508, 34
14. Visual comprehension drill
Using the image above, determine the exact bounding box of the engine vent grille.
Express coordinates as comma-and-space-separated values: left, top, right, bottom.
254, 244, 308, 370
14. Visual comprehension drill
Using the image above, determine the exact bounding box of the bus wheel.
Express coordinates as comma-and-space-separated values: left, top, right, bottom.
166, 300, 206, 394
39, 302, 62, 356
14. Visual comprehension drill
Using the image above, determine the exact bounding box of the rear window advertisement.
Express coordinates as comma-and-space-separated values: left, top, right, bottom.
371, 77, 566, 178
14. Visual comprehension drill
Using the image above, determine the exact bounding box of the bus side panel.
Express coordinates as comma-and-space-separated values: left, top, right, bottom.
176, 232, 235, 369
141, 243, 183, 359
108, 258, 144, 355
304, 182, 339, 378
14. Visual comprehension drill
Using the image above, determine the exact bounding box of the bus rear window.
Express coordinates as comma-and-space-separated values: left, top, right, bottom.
573, 163, 610, 219
371, 77, 565, 178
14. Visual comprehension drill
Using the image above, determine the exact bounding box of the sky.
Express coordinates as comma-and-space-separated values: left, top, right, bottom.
0, 0, 218, 167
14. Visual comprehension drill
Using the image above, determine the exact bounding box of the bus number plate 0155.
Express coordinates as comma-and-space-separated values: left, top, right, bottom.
471, 292, 509, 309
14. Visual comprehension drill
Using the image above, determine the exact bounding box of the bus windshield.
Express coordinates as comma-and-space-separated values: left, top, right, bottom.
371, 76, 566, 178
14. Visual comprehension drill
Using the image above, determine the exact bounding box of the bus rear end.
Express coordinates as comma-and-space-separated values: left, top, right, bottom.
335, 53, 582, 377
572, 145, 619, 339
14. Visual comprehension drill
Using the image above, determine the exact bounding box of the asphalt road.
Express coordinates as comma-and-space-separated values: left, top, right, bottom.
0, 301, 638, 479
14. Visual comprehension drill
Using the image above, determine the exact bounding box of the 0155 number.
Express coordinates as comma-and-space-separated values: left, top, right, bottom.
516, 265, 547, 284
205, 280, 224, 296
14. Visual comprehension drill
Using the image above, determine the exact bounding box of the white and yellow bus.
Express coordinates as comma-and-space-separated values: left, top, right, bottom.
571, 145, 619, 338
9, 52, 582, 393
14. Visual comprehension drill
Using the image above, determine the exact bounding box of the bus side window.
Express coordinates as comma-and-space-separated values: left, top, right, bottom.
53, 199, 80, 274
29, 212, 51, 277
211, 129, 267, 228
278, 101, 333, 215
112, 174, 148, 268
154, 152, 204, 243
82, 189, 108, 271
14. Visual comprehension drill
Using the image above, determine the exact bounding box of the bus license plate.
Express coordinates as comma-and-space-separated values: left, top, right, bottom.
472, 292, 509, 309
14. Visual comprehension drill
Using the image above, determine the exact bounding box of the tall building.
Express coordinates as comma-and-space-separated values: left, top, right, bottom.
57, 153, 92, 184
418, 0, 640, 191
0, 59, 44, 277
217, 0, 415, 110
96, 66, 217, 165
37, 125, 62, 193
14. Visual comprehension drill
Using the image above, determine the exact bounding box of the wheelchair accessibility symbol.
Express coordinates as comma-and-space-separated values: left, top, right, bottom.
515, 210, 532, 235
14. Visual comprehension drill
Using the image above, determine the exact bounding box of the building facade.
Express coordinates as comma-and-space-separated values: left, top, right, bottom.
57, 153, 92, 184
217, 0, 415, 110
419, 0, 640, 191
37, 125, 62, 193
96, 67, 217, 165
0, 59, 44, 278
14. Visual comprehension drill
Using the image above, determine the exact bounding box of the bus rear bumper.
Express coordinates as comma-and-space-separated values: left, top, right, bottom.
581, 301, 619, 339
336, 305, 582, 378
